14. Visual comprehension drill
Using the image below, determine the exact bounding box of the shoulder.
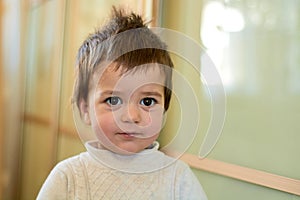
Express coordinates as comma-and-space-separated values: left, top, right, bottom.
52, 152, 88, 174
37, 152, 92, 200
42, 152, 87, 182
159, 152, 191, 172
174, 162, 208, 200
160, 153, 208, 200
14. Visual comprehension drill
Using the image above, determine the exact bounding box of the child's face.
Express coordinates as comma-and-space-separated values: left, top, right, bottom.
86, 64, 166, 155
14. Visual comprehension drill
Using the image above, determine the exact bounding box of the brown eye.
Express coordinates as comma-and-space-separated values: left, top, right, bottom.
140, 98, 157, 107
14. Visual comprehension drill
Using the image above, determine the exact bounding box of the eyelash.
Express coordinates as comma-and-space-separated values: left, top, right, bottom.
104, 97, 157, 107
105, 96, 122, 106
140, 97, 157, 107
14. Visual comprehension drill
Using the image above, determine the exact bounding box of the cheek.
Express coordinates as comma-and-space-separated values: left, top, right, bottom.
143, 110, 164, 134
92, 111, 116, 135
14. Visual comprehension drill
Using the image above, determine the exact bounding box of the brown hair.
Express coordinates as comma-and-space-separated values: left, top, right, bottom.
73, 7, 174, 111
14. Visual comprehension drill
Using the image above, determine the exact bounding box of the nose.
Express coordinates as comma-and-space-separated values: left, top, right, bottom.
121, 103, 141, 123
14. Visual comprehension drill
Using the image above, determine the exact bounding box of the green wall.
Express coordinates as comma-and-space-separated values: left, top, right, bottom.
160, 0, 300, 199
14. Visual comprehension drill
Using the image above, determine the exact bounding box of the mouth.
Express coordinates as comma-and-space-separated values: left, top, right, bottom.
117, 132, 137, 139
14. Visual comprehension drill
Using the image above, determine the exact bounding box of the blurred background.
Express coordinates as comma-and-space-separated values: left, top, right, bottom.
0, 0, 299, 199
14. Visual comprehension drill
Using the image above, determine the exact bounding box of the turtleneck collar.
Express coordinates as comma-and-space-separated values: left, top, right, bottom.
85, 140, 173, 173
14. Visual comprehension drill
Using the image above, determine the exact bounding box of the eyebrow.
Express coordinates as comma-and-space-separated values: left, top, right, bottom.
95, 90, 163, 98
95, 90, 122, 97
140, 91, 163, 98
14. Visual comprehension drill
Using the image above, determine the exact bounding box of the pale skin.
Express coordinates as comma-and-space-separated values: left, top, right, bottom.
80, 64, 166, 155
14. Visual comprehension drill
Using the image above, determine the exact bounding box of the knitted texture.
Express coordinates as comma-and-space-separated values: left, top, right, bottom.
37, 142, 207, 200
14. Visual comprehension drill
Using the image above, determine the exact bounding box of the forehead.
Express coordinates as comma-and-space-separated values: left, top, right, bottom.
93, 64, 166, 91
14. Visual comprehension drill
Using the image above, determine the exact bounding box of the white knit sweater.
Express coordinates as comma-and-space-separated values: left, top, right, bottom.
37, 142, 207, 200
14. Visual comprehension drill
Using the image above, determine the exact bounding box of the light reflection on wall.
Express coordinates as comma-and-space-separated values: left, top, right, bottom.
200, 0, 300, 95
201, 1, 245, 91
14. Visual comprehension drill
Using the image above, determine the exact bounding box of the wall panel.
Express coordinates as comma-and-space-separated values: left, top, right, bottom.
161, 0, 300, 199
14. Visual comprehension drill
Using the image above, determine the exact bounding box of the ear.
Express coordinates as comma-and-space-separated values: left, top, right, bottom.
79, 100, 91, 125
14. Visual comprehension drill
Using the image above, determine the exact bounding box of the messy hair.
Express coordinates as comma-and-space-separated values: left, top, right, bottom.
73, 7, 174, 111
